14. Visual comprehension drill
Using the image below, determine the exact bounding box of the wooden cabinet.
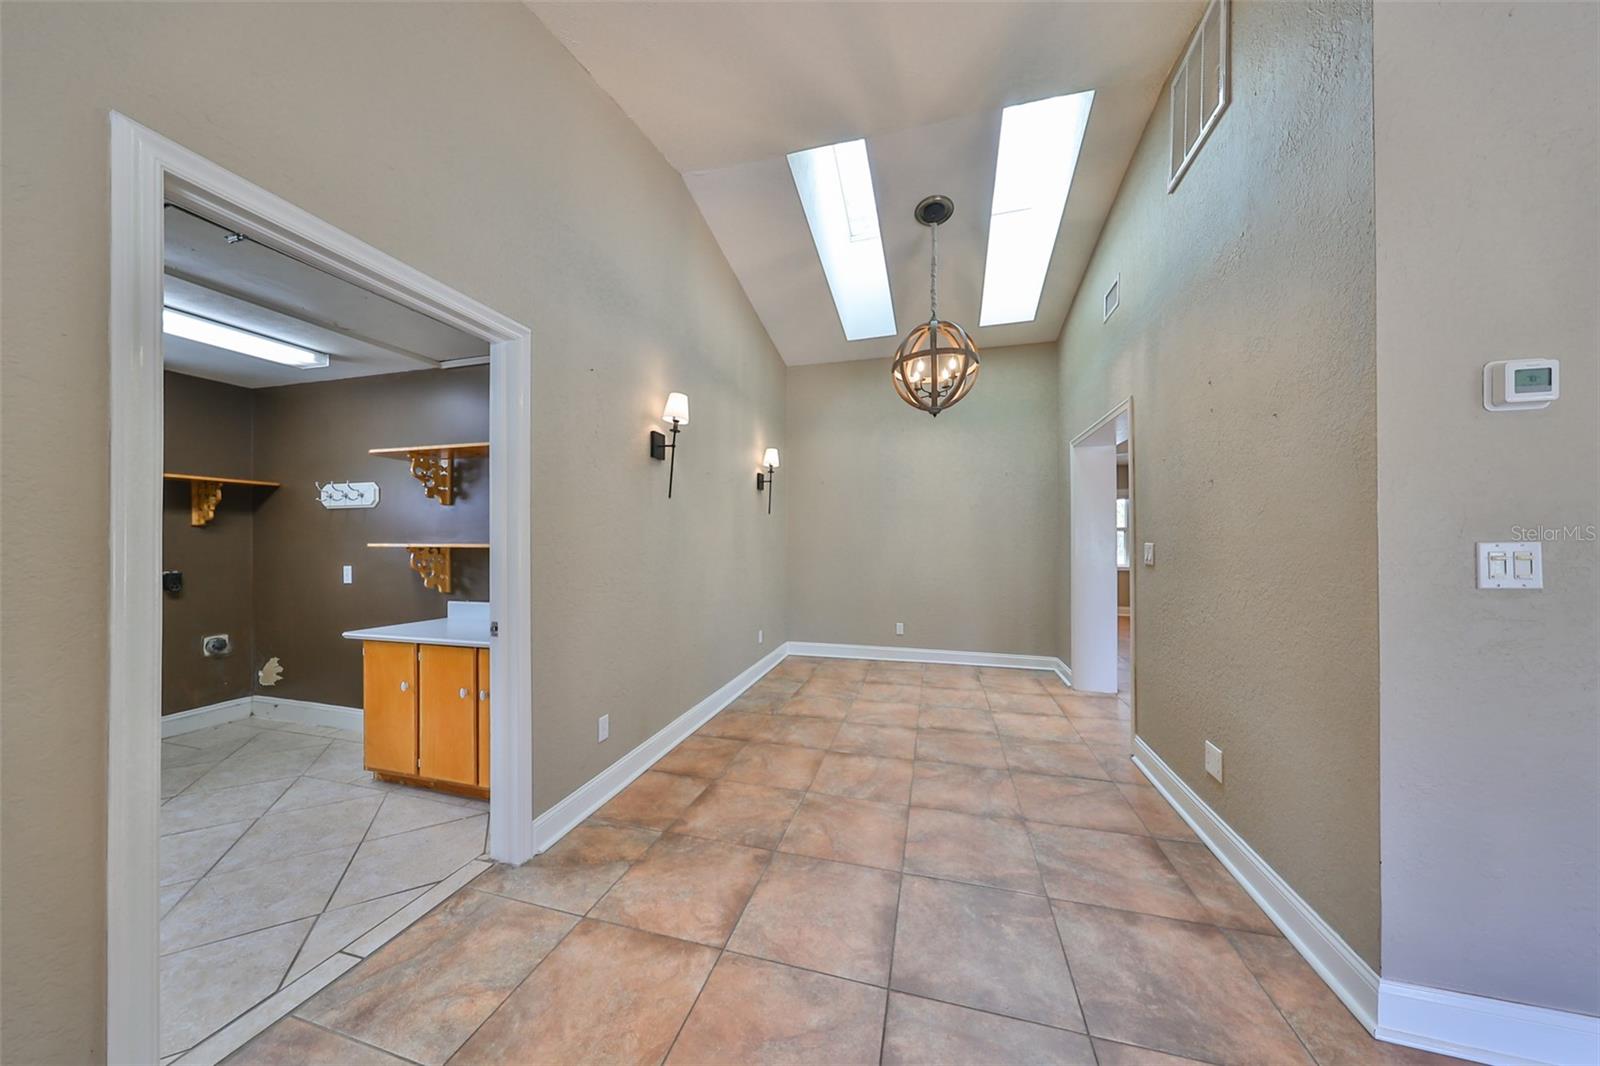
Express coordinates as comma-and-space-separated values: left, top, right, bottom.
362, 640, 489, 797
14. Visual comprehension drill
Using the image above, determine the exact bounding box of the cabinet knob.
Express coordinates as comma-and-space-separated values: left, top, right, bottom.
479, 690, 488, 701
459, 687, 469, 699
400, 680, 409, 692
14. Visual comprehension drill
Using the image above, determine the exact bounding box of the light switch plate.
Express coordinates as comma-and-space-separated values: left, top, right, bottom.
1142, 542, 1155, 566
1477, 541, 1542, 589
895, 622, 905, 635
1204, 740, 1223, 782
598, 714, 609, 743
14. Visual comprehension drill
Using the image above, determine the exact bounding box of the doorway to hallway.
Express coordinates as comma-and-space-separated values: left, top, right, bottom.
1068, 399, 1132, 698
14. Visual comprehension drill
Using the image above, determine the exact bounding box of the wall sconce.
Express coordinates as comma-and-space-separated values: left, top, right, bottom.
649, 392, 689, 497
755, 447, 780, 514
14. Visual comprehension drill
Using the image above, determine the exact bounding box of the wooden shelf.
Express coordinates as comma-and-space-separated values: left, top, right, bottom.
370, 443, 487, 506
163, 472, 280, 527
368, 542, 488, 594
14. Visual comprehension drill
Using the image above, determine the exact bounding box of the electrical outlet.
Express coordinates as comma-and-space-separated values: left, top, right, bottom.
1204, 740, 1223, 782
1143, 542, 1155, 566
895, 622, 905, 635
342, 564, 353, 585
757, 628, 764, 645
201, 633, 231, 658
598, 714, 609, 743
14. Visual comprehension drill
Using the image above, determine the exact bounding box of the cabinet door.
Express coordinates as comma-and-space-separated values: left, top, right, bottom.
364, 641, 417, 776
419, 644, 478, 785
476, 648, 490, 788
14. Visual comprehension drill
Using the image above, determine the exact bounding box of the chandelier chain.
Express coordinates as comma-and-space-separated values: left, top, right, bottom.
929, 222, 939, 322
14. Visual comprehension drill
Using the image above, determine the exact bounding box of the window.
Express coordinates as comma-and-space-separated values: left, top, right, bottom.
1168, 0, 1229, 192
1116, 496, 1131, 569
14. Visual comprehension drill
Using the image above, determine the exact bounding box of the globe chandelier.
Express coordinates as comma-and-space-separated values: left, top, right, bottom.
890, 195, 981, 416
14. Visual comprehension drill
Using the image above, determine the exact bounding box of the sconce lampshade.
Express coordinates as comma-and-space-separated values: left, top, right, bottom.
661, 392, 690, 426
762, 448, 781, 470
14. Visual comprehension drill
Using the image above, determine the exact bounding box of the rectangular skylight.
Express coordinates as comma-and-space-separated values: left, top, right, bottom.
979, 91, 1095, 326
163, 307, 329, 368
787, 139, 896, 341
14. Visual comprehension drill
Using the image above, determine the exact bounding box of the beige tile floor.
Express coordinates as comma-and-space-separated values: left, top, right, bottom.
159, 716, 489, 1060
230, 647, 1457, 1066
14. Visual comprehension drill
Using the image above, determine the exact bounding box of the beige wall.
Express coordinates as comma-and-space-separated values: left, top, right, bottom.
785, 344, 1061, 656
1054, 1, 1381, 964
1375, 2, 1599, 1014
0, 4, 785, 1060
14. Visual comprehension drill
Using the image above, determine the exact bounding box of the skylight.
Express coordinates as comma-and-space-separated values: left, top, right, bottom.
979, 91, 1095, 327
787, 139, 896, 341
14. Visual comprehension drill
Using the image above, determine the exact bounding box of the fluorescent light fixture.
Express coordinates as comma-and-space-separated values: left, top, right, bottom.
979, 91, 1095, 326
787, 139, 896, 341
162, 307, 328, 369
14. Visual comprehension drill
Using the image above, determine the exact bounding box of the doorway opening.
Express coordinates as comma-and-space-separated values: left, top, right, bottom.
1069, 399, 1132, 697
109, 113, 533, 1063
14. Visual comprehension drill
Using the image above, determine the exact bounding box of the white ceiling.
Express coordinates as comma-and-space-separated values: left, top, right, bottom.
530, 1, 1201, 365
163, 207, 487, 389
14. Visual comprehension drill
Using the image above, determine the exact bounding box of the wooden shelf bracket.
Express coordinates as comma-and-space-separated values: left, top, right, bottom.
408, 452, 456, 506
407, 546, 453, 594
190, 479, 224, 527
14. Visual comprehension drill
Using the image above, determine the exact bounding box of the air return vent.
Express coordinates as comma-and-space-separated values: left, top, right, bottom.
1168, 0, 1229, 192
1103, 274, 1121, 322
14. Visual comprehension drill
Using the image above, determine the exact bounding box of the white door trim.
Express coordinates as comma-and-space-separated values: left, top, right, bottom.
1068, 398, 1132, 696
107, 112, 536, 1064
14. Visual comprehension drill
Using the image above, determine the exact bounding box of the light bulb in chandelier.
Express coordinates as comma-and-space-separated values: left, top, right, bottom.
890, 195, 980, 417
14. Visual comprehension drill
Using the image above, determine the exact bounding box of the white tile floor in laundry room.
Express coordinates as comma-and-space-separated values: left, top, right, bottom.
158, 715, 489, 1061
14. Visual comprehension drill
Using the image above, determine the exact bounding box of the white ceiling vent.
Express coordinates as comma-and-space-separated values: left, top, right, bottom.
1168, 0, 1229, 192
1103, 274, 1121, 322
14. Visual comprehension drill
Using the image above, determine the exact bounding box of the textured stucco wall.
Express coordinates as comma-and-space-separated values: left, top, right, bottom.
0, 4, 786, 1060
785, 344, 1062, 656
1375, 0, 1600, 1015
1053, 0, 1381, 964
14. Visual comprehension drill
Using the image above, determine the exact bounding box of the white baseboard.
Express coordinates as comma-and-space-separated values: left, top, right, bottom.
161, 697, 254, 738
529, 644, 790, 852
1376, 980, 1600, 1066
1131, 736, 1381, 1031
788, 640, 1072, 688
250, 695, 363, 735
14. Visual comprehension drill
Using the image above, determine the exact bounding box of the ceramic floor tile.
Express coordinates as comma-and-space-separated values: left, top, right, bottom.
778, 694, 853, 720
161, 763, 213, 799
986, 691, 1063, 716
917, 686, 990, 711
793, 677, 860, 701
915, 729, 1007, 769
725, 691, 782, 714
723, 742, 825, 790
750, 677, 805, 700
1028, 822, 1208, 922
698, 711, 782, 742
1012, 773, 1147, 835
1096, 749, 1144, 784
654, 735, 746, 778
766, 716, 842, 749
161, 879, 197, 918
1091, 1038, 1213, 1065
302, 741, 370, 785
228, 1017, 410, 1065
978, 669, 1048, 694
778, 792, 908, 871
283, 888, 426, 985
845, 700, 921, 729
917, 706, 995, 733
328, 814, 487, 908
812, 659, 871, 682
891, 875, 1083, 1031
1116, 782, 1199, 841
591, 770, 708, 830
858, 682, 922, 704
160, 820, 253, 885
162, 844, 353, 953
666, 952, 887, 1066
267, 776, 381, 815
164, 721, 263, 749
1157, 840, 1279, 935
450, 919, 716, 1066
864, 663, 924, 684
767, 658, 819, 681
1055, 692, 1128, 720
162, 737, 247, 769
882, 992, 1094, 1066
161, 779, 293, 836
829, 722, 918, 759
231, 730, 334, 757
1225, 929, 1459, 1064
1075, 718, 1134, 747
992, 713, 1083, 743
920, 664, 983, 690
1056, 901, 1312, 1063
301, 889, 575, 1064
727, 852, 900, 984
669, 779, 804, 848
911, 761, 1021, 818
590, 832, 770, 946
903, 807, 1043, 894
367, 792, 480, 840
160, 918, 312, 1057
214, 795, 382, 874
472, 822, 659, 914
810, 752, 914, 805
189, 746, 326, 793
1001, 736, 1108, 779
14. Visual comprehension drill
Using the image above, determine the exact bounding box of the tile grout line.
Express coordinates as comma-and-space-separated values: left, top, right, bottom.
273, 793, 388, 995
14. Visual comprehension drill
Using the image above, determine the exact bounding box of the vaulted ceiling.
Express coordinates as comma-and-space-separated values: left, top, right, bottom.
529, 1, 1202, 365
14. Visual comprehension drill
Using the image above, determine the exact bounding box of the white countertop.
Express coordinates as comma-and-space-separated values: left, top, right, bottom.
343, 601, 490, 648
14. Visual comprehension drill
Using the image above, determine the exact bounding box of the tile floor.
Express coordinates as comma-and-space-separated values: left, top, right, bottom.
159, 716, 488, 1060
230, 645, 1456, 1066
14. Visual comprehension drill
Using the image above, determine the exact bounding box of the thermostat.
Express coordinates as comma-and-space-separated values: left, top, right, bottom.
1484, 359, 1559, 411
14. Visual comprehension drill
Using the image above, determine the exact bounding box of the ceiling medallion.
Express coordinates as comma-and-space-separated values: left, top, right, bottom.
891, 195, 981, 417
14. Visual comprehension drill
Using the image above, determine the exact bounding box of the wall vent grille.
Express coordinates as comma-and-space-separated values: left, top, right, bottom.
1103, 274, 1121, 322
1168, 0, 1230, 192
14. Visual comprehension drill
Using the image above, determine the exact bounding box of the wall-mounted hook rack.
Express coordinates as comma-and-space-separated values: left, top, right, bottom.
317, 481, 380, 510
